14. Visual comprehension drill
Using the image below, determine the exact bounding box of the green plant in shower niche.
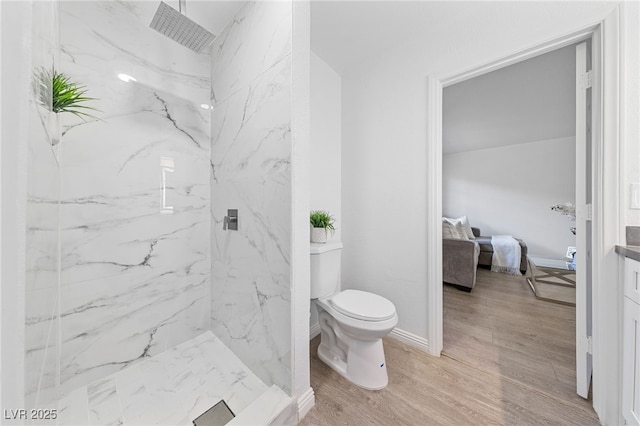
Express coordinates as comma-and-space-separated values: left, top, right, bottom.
310, 210, 335, 232
34, 67, 99, 119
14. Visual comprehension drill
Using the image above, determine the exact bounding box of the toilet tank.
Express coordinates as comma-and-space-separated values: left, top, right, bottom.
310, 242, 343, 299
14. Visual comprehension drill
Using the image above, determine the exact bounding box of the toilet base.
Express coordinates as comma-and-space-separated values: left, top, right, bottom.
317, 330, 389, 390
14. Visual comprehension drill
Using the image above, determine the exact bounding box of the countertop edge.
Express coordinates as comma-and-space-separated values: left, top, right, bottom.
615, 245, 640, 262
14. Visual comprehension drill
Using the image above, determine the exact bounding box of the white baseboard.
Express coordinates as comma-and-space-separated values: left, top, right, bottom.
309, 322, 320, 340
312, 324, 429, 353
529, 256, 571, 269
389, 328, 430, 353
297, 387, 315, 421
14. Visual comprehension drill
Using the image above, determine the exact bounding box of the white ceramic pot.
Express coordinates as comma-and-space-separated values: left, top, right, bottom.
311, 227, 328, 243
48, 112, 61, 146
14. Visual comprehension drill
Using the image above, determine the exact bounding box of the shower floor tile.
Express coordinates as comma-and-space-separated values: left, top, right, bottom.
55, 331, 269, 425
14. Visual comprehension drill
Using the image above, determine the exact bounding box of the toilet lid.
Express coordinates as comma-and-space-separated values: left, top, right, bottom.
329, 289, 396, 321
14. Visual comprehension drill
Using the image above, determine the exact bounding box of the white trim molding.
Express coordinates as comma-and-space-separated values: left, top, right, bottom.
426, 76, 443, 357
309, 322, 321, 340
1, 0, 31, 413
296, 387, 315, 422
312, 324, 430, 354
591, 7, 623, 425
390, 328, 430, 353
311, 324, 430, 362
441, 26, 597, 87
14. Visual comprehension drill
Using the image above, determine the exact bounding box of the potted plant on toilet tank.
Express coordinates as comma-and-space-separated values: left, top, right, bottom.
34, 67, 98, 145
310, 210, 335, 243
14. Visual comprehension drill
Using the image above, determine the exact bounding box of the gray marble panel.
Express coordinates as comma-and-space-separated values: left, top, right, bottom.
32, 0, 214, 399
210, 1, 292, 394
24, 0, 62, 409
55, 332, 270, 426
211, 1, 292, 105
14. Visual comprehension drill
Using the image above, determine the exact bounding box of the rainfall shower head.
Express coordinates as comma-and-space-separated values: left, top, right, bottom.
149, 1, 216, 54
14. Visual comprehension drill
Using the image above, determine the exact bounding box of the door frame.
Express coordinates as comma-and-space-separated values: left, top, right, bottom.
575, 39, 593, 399
426, 11, 622, 423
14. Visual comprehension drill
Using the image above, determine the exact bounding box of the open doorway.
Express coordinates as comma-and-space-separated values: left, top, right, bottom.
442, 45, 578, 273
440, 40, 595, 412
425, 18, 626, 423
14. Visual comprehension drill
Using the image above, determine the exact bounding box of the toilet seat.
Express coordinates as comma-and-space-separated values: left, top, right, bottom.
329, 289, 396, 321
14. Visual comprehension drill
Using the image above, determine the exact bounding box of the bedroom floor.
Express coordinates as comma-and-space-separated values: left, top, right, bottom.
301, 269, 598, 425
443, 268, 593, 412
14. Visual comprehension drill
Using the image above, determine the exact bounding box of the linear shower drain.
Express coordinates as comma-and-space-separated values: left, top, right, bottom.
193, 400, 235, 426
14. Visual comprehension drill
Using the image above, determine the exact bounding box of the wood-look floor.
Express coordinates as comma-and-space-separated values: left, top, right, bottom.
300, 269, 599, 426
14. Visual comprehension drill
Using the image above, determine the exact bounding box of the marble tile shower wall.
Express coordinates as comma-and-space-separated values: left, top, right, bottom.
25, 1, 211, 401
25, 1, 61, 409
209, 1, 293, 393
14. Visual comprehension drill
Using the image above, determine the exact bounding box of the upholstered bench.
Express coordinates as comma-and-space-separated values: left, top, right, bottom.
471, 227, 528, 274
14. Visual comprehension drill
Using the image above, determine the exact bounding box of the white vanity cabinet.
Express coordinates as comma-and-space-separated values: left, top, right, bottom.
625, 258, 640, 304
623, 258, 640, 426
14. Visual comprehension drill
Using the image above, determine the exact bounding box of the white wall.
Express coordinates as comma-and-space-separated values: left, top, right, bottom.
622, 1, 640, 227
341, 1, 622, 342
340, 3, 636, 424
292, 0, 313, 415
310, 52, 342, 242
308, 52, 341, 335
443, 137, 576, 261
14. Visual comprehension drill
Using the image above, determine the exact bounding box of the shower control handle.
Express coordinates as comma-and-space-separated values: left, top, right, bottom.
224, 209, 238, 231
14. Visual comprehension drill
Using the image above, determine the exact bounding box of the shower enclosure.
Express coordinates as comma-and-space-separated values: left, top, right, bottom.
10, 1, 298, 424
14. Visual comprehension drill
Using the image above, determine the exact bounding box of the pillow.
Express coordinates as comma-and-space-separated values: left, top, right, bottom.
442, 219, 468, 240
454, 221, 469, 240
443, 216, 475, 240
442, 221, 457, 239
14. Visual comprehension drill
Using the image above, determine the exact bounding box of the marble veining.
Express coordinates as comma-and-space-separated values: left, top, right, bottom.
26, 0, 211, 406
210, 1, 293, 394
49, 332, 283, 426
26, 0, 295, 416
24, 0, 63, 411
210, 1, 292, 106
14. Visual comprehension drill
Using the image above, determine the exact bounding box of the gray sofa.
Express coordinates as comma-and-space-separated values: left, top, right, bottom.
471, 227, 528, 274
442, 238, 480, 291
442, 227, 528, 292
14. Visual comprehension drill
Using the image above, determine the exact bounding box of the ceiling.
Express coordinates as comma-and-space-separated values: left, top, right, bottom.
310, 1, 601, 154
140, 1, 587, 155
310, 1, 613, 76
311, 1, 462, 76
443, 44, 577, 155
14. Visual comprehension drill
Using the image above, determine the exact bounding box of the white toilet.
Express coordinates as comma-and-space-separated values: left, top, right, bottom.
310, 242, 398, 390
